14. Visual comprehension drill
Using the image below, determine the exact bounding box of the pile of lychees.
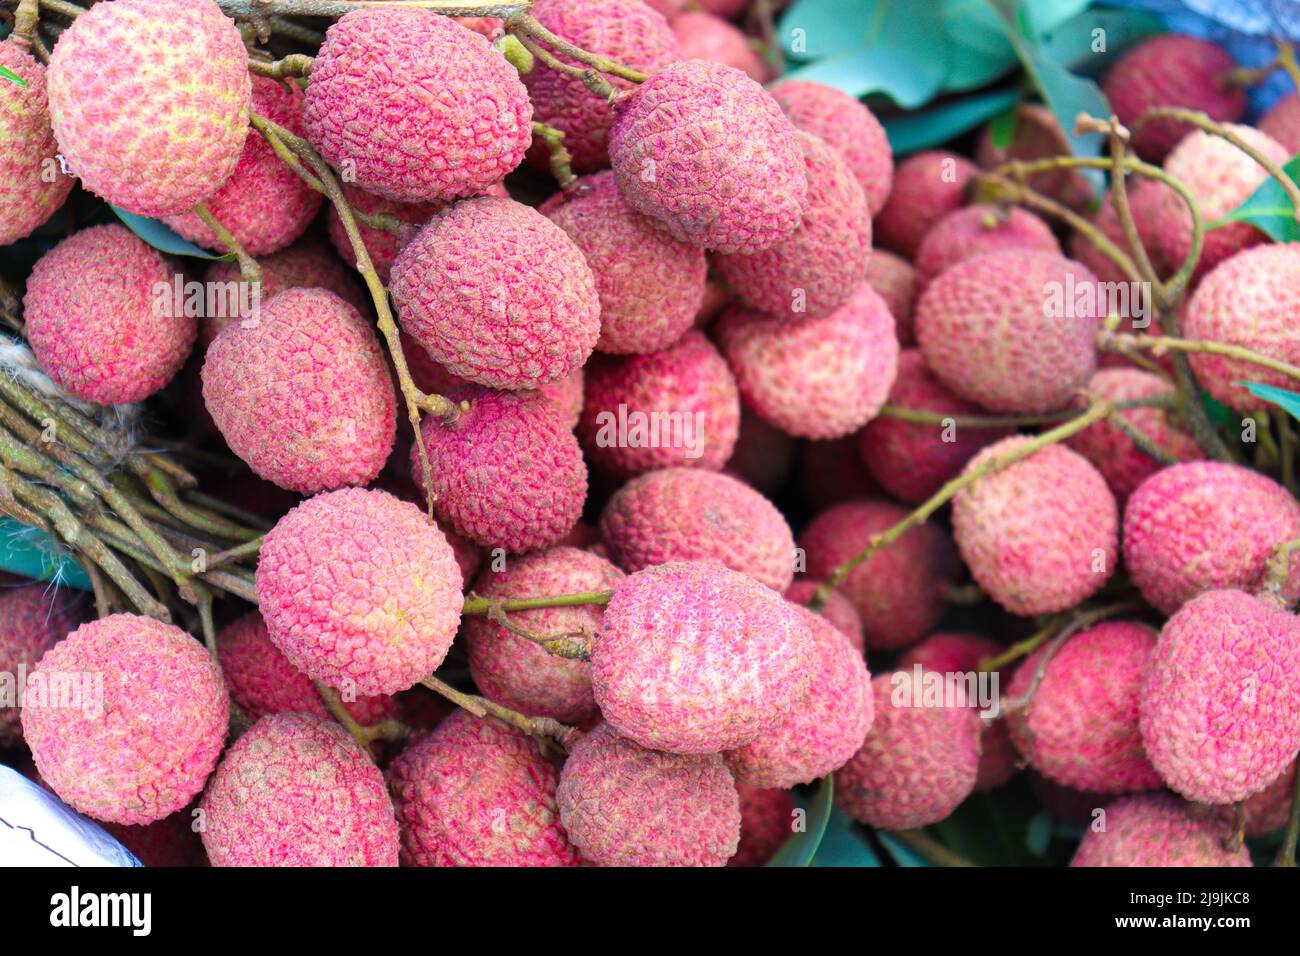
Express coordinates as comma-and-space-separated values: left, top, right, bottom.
2, 0, 1300, 869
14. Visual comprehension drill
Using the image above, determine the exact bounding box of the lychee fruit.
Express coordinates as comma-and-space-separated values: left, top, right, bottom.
725, 410, 798, 494
798, 436, 883, 511
0, 39, 74, 245
464, 547, 624, 723
1070, 793, 1251, 867
609, 58, 807, 253
864, 248, 918, 345
556, 720, 741, 866
952, 437, 1118, 615
387, 710, 580, 866
305, 9, 531, 203
729, 785, 796, 867
202, 288, 396, 493
24, 224, 197, 405
1260, 92, 1300, 153
591, 561, 813, 753
914, 204, 1060, 292
1139, 588, 1300, 805
670, 11, 772, 83
1122, 461, 1300, 614
102, 808, 207, 868
976, 104, 1093, 211
255, 488, 464, 696
46, 0, 250, 217
599, 467, 796, 591
200, 713, 399, 866
0, 584, 84, 747
21, 614, 228, 825
1197, 758, 1298, 837
874, 149, 977, 259
325, 183, 441, 284
1069, 180, 1173, 286
784, 579, 864, 653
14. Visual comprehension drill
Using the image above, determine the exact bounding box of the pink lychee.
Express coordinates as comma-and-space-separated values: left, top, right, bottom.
874, 150, 977, 259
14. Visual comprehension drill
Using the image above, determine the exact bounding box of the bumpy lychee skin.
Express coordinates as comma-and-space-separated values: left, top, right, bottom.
916, 250, 1099, 414
1202, 758, 1298, 837
857, 350, 1013, 504
599, 468, 796, 591
1064, 368, 1200, 503
0, 585, 84, 746
1260, 92, 1300, 152
326, 184, 441, 284
800, 499, 959, 651
412, 386, 588, 552
202, 288, 396, 493
215, 611, 397, 726
162, 77, 320, 255
21, 614, 228, 825
784, 579, 864, 653
256, 488, 464, 696
387, 711, 580, 867
976, 104, 1092, 211
0, 40, 73, 245
524, 0, 681, 173
730, 785, 795, 867
914, 204, 1060, 292
465, 548, 623, 723
835, 671, 982, 829
1154, 124, 1289, 283
201, 713, 399, 867
726, 607, 872, 789
1140, 589, 1300, 805
579, 330, 741, 477
609, 58, 807, 254
1070, 793, 1251, 867
391, 197, 599, 389
715, 288, 898, 439
24, 224, 196, 404
592, 562, 813, 754
671, 11, 772, 83
545, 171, 706, 355
1070, 181, 1173, 286
715, 132, 872, 320
46, 0, 250, 217
953, 438, 1118, 616
770, 79, 892, 214
1102, 35, 1245, 162
305, 9, 531, 203
1122, 461, 1300, 614
556, 721, 741, 866
864, 249, 917, 345
1183, 243, 1300, 411
1007, 622, 1162, 794
874, 150, 977, 259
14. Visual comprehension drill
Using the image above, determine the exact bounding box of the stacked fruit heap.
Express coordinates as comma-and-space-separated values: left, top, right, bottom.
2, 0, 1300, 868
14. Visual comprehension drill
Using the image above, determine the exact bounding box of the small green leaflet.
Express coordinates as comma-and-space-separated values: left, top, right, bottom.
765, 775, 833, 867
1, 63, 28, 87
1208, 154, 1300, 241
110, 205, 230, 260
1238, 381, 1300, 421
883, 86, 1020, 156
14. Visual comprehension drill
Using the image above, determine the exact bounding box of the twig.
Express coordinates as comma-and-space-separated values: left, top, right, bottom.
248, 53, 313, 79
531, 120, 577, 190
420, 674, 579, 749
193, 204, 262, 285
1274, 763, 1300, 867
885, 829, 975, 867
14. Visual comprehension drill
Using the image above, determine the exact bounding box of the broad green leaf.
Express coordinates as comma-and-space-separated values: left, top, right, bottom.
933, 787, 1049, 866
1208, 154, 1300, 241
765, 775, 833, 867
807, 807, 883, 866
877, 831, 933, 866
1201, 391, 1238, 429
0, 518, 93, 591
988, 101, 1021, 150
1238, 381, 1300, 421
883, 87, 1021, 155
110, 206, 229, 260
779, 0, 879, 61
1035, 7, 1164, 75
940, 0, 1018, 92
1, 63, 27, 87
1018, 0, 1091, 36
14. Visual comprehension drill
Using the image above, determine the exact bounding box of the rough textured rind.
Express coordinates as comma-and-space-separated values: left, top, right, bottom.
0, 41, 73, 244
163, 76, 320, 255
24, 224, 196, 404
729, 785, 795, 867
46, 0, 250, 216
545, 171, 706, 355
21, 614, 228, 825
591, 562, 813, 753
202, 288, 396, 493
200, 713, 399, 866
1122, 461, 1300, 614
834, 671, 982, 829
0, 585, 84, 746
857, 349, 1013, 503
715, 132, 872, 320
305, 10, 531, 203
726, 607, 872, 788
387, 711, 580, 867
715, 287, 898, 439
412, 386, 588, 551
1198, 758, 1298, 837
556, 721, 741, 866
609, 58, 807, 254
864, 249, 917, 345
1182, 243, 1300, 411
525, 0, 681, 172
952, 438, 1118, 615
770, 79, 891, 214
976, 104, 1092, 211
391, 197, 600, 389
914, 204, 1060, 292
1007, 621, 1162, 794
874, 150, 977, 259
1139, 589, 1300, 804
915, 250, 1099, 414
326, 184, 441, 284
1070, 181, 1173, 286
1070, 793, 1251, 867
1102, 35, 1245, 161
579, 330, 741, 476
800, 499, 958, 651
464, 547, 623, 722
256, 488, 464, 696
671, 11, 772, 83
1260, 92, 1300, 152
784, 579, 864, 653
216, 611, 397, 726
599, 468, 796, 591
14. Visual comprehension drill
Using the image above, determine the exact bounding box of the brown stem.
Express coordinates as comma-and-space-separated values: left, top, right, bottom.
248, 53, 313, 79
315, 682, 409, 749
485, 603, 592, 660
193, 204, 262, 285
1273, 762, 1300, 867
1099, 329, 1300, 384
876, 395, 1172, 429
531, 120, 577, 190
507, 11, 647, 83
514, 32, 618, 102
1106, 408, 1180, 466
421, 674, 579, 749
461, 589, 614, 614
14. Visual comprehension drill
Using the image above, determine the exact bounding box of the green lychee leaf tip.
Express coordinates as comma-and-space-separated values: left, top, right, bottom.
1, 63, 28, 87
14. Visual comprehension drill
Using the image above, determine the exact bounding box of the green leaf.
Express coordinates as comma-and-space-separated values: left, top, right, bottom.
1238, 381, 1300, 421
1, 63, 28, 87
988, 101, 1020, 150
883, 87, 1021, 156
940, 0, 1018, 92
1200, 391, 1238, 429
807, 806, 883, 866
877, 831, 933, 866
110, 206, 229, 260
1017, 0, 1091, 36
932, 787, 1050, 866
1208, 154, 1300, 241
765, 776, 833, 867
1035, 7, 1164, 76
0, 518, 93, 591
